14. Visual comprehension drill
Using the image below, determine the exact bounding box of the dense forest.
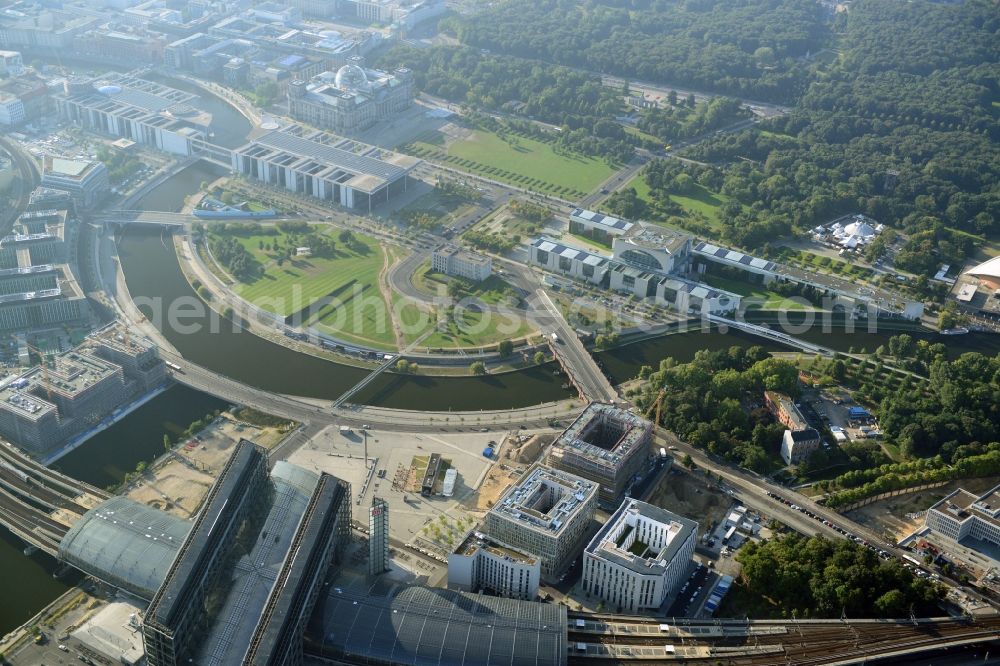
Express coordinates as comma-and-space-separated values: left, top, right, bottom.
441, 0, 825, 103
677, 0, 1000, 250
734, 534, 943, 618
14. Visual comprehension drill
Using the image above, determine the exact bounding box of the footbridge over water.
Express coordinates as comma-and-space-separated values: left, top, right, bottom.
707, 313, 835, 356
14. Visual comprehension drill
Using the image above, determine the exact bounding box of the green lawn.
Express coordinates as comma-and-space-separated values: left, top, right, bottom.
700, 274, 819, 311
216, 227, 397, 348
420, 306, 535, 350
623, 125, 661, 145
667, 183, 731, 229
392, 293, 534, 350
404, 129, 615, 198
397, 190, 476, 230
624, 174, 731, 233
624, 174, 654, 203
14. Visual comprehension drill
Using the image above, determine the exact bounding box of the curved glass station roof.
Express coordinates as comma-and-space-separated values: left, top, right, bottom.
310, 585, 567, 666
58, 496, 190, 599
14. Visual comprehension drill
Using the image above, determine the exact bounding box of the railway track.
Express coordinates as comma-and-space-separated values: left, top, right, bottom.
0, 135, 40, 233
567, 615, 1000, 665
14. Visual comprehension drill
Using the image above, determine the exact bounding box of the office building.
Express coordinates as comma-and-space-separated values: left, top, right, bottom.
483, 464, 597, 582
612, 223, 691, 275
692, 240, 925, 320
369, 496, 388, 576
55, 73, 212, 157
926, 484, 1000, 548
448, 531, 540, 600
0, 157, 14, 194
337, 0, 446, 27
88, 323, 167, 393
569, 208, 634, 245
529, 236, 740, 314
41, 157, 110, 210
765, 391, 821, 465
0, 5, 99, 51
142, 441, 351, 666
432, 245, 492, 282
0, 75, 49, 126
548, 402, 652, 507
581, 499, 697, 614
0, 50, 25, 76
0, 349, 128, 456
231, 126, 420, 212
287, 61, 413, 134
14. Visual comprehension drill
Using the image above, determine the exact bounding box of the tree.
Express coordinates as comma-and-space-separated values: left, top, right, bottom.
682, 453, 695, 469
533, 351, 546, 365
498, 339, 514, 358
396, 359, 411, 373
471, 361, 487, 375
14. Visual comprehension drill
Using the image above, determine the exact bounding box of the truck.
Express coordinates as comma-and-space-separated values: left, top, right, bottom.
550, 332, 560, 343
339, 425, 352, 435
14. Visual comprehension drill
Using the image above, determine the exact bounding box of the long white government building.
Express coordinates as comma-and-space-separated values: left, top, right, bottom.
582, 499, 697, 614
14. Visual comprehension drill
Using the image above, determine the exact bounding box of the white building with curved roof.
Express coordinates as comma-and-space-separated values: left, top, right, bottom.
964, 256, 1000, 289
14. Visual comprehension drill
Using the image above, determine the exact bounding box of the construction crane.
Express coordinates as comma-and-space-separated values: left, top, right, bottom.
23, 342, 53, 401
645, 388, 665, 427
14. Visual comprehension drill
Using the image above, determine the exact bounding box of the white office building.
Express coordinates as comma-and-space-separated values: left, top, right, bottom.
55, 74, 212, 157
0, 92, 25, 125
432, 245, 492, 282
40, 157, 110, 210
529, 236, 740, 314
448, 531, 540, 600
582, 499, 698, 614
0, 50, 25, 77
926, 485, 1000, 547
231, 126, 420, 212
484, 464, 597, 582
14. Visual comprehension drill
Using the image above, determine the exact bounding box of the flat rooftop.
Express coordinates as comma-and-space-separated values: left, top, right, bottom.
436, 244, 490, 267
553, 402, 651, 468
457, 531, 537, 564
239, 127, 420, 193
491, 465, 596, 535
0, 385, 58, 420
586, 499, 697, 575
618, 222, 690, 255
25, 350, 119, 397
532, 237, 608, 267
571, 208, 633, 232
88, 324, 157, 357
45, 158, 98, 179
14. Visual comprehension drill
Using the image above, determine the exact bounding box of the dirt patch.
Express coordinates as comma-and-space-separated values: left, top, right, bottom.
127, 459, 214, 518
505, 433, 552, 465
846, 476, 1000, 542
646, 466, 731, 531
463, 464, 521, 513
